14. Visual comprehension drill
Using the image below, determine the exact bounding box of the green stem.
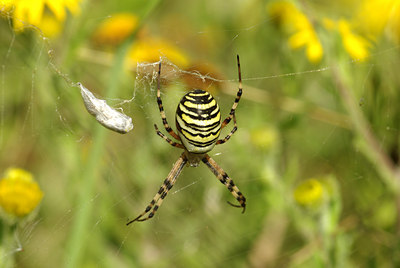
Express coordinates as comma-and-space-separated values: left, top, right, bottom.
63, 1, 162, 266
0, 222, 16, 268
63, 25, 131, 268
332, 66, 400, 192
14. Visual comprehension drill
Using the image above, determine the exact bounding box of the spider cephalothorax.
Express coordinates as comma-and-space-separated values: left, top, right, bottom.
127, 55, 246, 224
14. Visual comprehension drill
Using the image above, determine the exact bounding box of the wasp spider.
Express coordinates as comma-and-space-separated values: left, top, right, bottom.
127, 55, 246, 224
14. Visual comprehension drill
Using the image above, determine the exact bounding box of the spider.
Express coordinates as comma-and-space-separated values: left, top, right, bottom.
126, 55, 246, 225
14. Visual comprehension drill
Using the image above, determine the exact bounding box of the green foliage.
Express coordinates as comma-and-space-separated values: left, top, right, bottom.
1, 0, 400, 267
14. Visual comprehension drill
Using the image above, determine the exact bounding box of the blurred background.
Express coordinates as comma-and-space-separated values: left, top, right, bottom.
1, 0, 400, 267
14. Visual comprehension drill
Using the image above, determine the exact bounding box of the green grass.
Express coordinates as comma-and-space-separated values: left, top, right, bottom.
1, 0, 400, 267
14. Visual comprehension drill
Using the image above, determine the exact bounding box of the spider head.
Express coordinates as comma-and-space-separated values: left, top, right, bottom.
175, 89, 221, 154
184, 151, 205, 167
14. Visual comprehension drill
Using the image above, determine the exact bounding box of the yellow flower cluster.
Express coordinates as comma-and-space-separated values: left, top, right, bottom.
268, 2, 323, 63
1, 0, 80, 37
92, 13, 189, 68
0, 168, 43, 217
323, 18, 371, 61
268, 0, 400, 63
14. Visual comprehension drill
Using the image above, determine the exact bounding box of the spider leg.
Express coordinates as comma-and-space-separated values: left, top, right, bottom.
154, 124, 185, 149
216, 114, 237, 145
202, 154, 246, 213
157, 61, 181, 140
127, 153, 187, 225
220, 54, 242, 130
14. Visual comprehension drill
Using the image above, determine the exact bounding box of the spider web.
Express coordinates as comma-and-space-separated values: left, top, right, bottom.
0, 3, 399, 267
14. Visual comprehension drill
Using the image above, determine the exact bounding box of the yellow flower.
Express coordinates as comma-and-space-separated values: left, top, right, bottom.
36, 13, 63, 37
268, 1, 323, 63
92, 13, 139, 46
323, 18, 371, 61
389, 7, 400, 43
338, 19, 371, 61
250, 126, 279, 151
0, 168, 43, 217
352, 0, 399, 40
3, 0, 80, 35
129, 37, 189, 68
294, 179, 324, 207
0, 0, 13, 11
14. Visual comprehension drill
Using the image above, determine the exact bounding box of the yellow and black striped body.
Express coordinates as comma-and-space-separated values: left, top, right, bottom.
176, 89, 221, 153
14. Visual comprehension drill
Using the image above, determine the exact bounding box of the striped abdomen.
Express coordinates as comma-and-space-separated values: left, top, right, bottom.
176, 89, 221, 153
